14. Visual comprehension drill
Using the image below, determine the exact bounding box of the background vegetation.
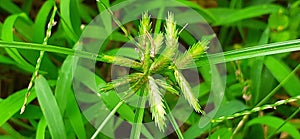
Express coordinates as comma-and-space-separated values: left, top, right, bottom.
0, 0, 299, 138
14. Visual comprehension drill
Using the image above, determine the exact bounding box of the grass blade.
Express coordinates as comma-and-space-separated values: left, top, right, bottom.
264, 56, 300, 97
91, 100, 124, 139
35, 75, 67, 139
0, 41, 142, 69
130, 89, 147, 139
1, 39, 299, 70
251, 27, 270, 104
33, 0, 55, 43
209, 4, 281, 25
195, 39, 300, 68
245, 116, 300, 139
36, 117, 47, 139
0, 0, 22, 14
1, 13, 35, 72
59, 0, 80, 42
163, 100, 184, 139
0, 89, 36, 126
267, 107, 300, 138
55, 56, 77, 114
66, 88, 87, 139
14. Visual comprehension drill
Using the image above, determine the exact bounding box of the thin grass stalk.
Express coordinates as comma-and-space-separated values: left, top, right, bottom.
96, 0, 141, 49
229, 64, 300, 138
256, 64, 300, 106
1, 40, 300, 70
211, 94, 300, 123
91, 100, 124, 139
20, 6, 57, 114
163, 100, 184, 139
267, 107, 300, 139
129, 87, 147, 139
194, 39, 300, 68
0, 41, 142, 70
92, 76, 146, 138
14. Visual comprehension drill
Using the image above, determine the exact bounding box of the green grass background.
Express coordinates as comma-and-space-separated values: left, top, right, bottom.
0, 0, 300, 139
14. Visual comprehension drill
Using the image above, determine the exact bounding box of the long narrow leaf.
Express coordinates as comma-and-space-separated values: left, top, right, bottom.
264, 56, 300, 97
0, 39, 300, 68
1, 13, 35, 72
0, 41, 141, 69
59, 0, 79, 42
208, 4, 281, 25
130, 89, 147, 139
0, 89, 36, 126
66, 88, 87, 139
195, 39, 300, 68
36, 117, 47, 139
246, 116, 300, 139
35, 75, 67, 139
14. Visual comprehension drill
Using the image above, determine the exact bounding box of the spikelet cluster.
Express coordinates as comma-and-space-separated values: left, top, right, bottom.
99, 12, 208, 133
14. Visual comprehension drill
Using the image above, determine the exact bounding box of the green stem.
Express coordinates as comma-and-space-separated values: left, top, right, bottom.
256, 64, 300, 106
91, 100, 124, 139
92, 75, 146, 138
193, 39, 300, 68
130, 88, 147, 139
211, 94, 300, 123
211, 63, 300, 123
163, 100, 184, 139
154, 7, 164, 34
0, 41, 142, 70
97, 0, 141, 49
267, 107, 300, 139
21, 5, 57, 114
1, 40, 300, 70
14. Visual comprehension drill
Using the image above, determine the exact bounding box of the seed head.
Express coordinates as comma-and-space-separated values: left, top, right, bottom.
165, 12, 178, 48
174, 68, 204, 113
151, 33, 164, 58
176, 40, 209, 69
148, 76, 166, 132
188, 40, 209, 59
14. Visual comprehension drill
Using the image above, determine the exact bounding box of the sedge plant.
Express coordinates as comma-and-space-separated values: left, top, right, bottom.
1, 1, 300, 139
97, 12, 207, 134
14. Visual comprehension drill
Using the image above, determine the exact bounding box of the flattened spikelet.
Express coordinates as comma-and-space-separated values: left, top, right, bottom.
188, 40, 209, 59
148, 76, 166, 132
174, 69, 204, 114
175, 40, 209, 69
165, 12, 178, 47
151, 33, 164, 57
